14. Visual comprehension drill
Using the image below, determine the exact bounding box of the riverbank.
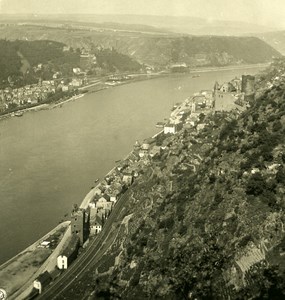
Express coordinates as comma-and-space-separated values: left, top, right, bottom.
0, 222, 69, 298
0, 63, 269, 299
0, 63, 268, 122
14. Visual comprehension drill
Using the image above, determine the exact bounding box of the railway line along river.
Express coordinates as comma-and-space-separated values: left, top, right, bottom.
0, 66, 265, 265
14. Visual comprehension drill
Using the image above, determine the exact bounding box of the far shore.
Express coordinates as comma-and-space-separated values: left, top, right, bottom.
0, 62, 269, 122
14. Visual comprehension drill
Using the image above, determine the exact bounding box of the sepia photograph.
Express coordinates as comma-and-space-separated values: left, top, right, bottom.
0, 1, 285, 299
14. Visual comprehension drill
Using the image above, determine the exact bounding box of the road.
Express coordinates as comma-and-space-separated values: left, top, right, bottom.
36, 187, 133, 300
10, 222, 71, 300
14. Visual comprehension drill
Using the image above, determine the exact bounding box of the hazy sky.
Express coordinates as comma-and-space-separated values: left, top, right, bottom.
0, 0, 284, 28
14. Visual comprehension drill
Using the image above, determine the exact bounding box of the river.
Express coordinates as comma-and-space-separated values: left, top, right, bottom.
0, 66, 265, 264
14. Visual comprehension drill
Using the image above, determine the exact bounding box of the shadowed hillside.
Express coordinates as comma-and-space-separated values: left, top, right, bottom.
58, 58, 285, 300
0, 24, 281, 68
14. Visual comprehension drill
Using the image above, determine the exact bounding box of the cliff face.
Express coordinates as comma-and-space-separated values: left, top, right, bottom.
0, 24, 281, 68
59, 59, 285, 300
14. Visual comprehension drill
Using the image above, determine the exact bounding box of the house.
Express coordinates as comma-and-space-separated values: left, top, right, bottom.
170, 63, 188, 73
93, 215, 103, 234
88, 201, 96, 209
141, 143, 150, 151
40, 241, 50, 248
71, 78, 83, 87
33, 271, 52, 294
57, 234, 80, 270
62, 85, 69, 92
164, 123, 177, 134
96, 195, 113, 211
193, 95, 207, 110
122, 175, 133, 186
149, 146, 161, 158
133, 140, 141, 152
197, 123, 206, 131
219, 82, 237, 93
72, 68, 81, 75
110, 195, 117, 203
266, 163, 281, 174
139, 149, 146, 158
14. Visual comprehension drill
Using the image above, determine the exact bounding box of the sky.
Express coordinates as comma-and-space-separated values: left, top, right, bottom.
0, 0, 284, 29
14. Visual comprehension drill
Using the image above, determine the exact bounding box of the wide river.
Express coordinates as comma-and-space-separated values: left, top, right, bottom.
0, 66, 265, 264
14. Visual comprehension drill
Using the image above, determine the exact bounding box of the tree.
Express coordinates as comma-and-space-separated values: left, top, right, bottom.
246, 173, 266, 196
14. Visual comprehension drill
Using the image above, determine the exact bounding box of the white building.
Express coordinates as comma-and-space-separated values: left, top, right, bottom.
57, 255, 68, 270
33, 271, 51, 294
164, 123, 177, 134
57, 235, 80, 270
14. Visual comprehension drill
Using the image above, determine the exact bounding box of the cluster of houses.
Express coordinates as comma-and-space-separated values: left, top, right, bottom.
29, 74, 259, 296
162, 75, 256, 137
0, 47, 94, 113
0, 76, 87, 113
163, 89, 213, 134
32, 138, 166, 285
262, 59, 285, 89
0, 81, 55, 112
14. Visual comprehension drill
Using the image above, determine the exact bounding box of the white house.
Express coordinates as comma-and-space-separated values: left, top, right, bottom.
164, 123, 177, 134
94, 215, 103, 233
33, 271, 52, 294
57, 235, 80, 270
57, 255, 68, 270
122, 175, 133, 186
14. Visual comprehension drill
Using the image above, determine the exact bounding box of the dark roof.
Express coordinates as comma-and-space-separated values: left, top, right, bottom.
36, 271, 52, 285
102, 194, 110, 201
95, 215, 103, 226
61, 234, 80, 258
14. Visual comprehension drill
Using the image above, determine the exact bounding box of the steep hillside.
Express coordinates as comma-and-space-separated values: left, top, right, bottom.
60, 59, 285, 299
0, 24, 281, 68
0, 38, 142, 87
0, 39, 80, 86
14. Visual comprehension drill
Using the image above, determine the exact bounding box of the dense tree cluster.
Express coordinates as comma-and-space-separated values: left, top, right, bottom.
0, 39, 80, 87
95, 48, 141, 72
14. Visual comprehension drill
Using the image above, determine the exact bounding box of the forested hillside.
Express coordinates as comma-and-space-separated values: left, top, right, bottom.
0, 39, 142, 87
0, 39, 80, 86
59, 59, 285, 300
0, 24, 281, 68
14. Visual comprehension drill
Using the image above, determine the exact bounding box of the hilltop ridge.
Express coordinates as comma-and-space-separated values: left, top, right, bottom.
0, 24, 281, 68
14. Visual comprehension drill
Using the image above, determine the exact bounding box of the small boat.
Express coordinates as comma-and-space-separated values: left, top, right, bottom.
156, 122, 165, 128
94, 178, 99, 183
74, 94, 84, 99
15, 112, 23, 117
192, 74, 200, 78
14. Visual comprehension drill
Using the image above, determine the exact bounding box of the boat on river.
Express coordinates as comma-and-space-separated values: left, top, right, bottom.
156, 122, 166, 128
15, 112, 24, 117
73, 94, 84, 99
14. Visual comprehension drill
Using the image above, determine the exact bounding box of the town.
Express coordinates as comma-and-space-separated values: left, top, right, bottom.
2, 73, 256, 299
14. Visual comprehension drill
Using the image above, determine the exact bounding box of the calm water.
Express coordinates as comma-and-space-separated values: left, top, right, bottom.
0, 67, 264, 264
